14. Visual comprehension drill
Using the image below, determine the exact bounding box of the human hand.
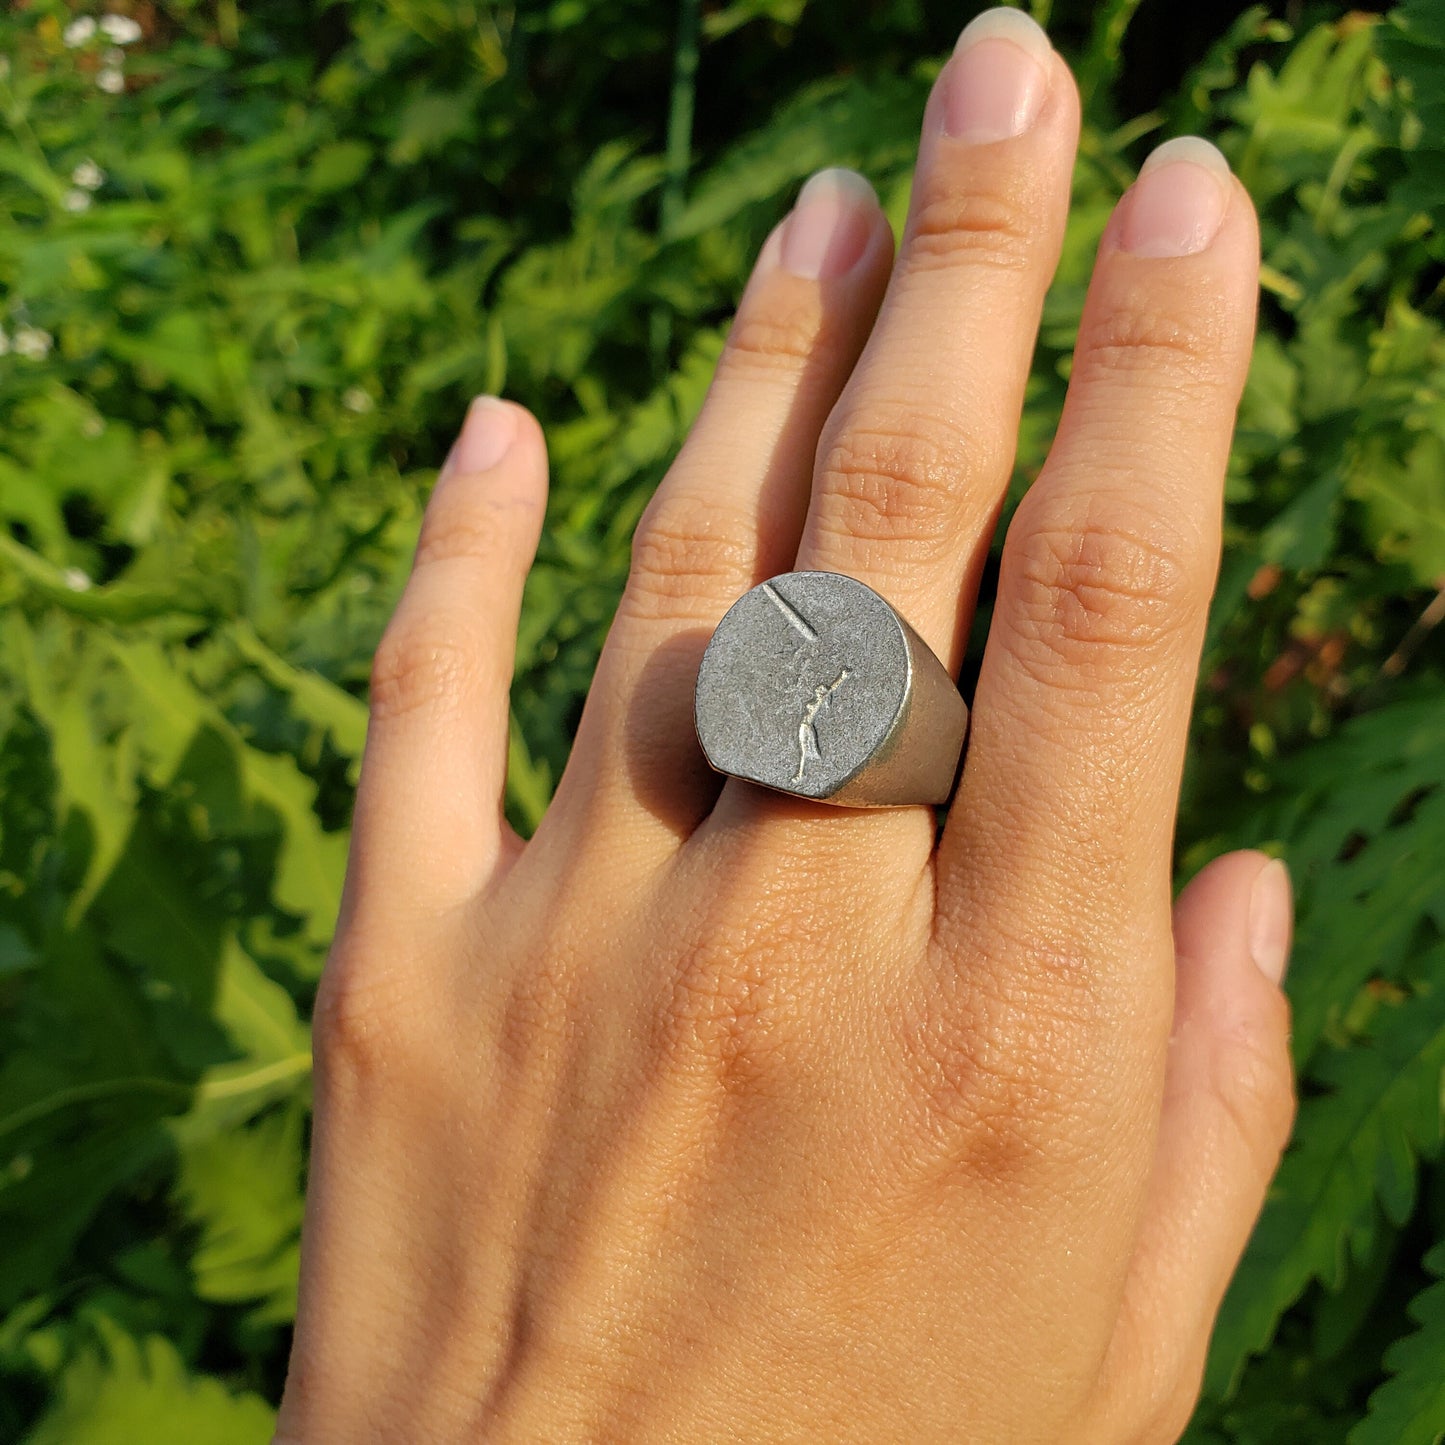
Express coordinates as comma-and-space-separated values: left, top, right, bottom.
276, 10, 1294, 1441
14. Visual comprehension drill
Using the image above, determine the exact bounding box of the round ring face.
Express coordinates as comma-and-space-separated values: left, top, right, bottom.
694, 571, 911, 800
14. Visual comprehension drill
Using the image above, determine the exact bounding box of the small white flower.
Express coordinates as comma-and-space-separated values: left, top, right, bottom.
62, 568, 93, 592
99, 14, 143, 44
72, 160, 106, 190
13, 326, 53, 360
63, 16, 97, 47
62, 189, 92, 213
96, 67, 125, 94
102, 46, 125, 66
343, 386, 374, 414
0, 330, 9, 357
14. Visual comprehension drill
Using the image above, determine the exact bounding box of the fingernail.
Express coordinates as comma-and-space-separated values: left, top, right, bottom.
944, 8, 1051, 143
779, 168, 878, 280
1119, 136, 1231, 258
1248, 859, 1293, 984
442, 395, 517, 477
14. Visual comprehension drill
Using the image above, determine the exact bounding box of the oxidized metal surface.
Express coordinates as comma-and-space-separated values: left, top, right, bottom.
694, 570, 968, 807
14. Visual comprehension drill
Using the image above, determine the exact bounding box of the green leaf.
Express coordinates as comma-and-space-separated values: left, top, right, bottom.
1258, 470, 1344, 572
1351, 429, 1445, 585
177, 939, 311, 1142
174, 1105, 304, 1325
0, 534, 206, 627
307, 140, 373, 194
1377, 0, 1445, 222
387, 88, 479, 165
1349, 1242, 1445, 1445
109, 636, 347, 948
703, 0, 806, 41
107, 312, 230, 409
0, 924, 38, 978
227, 622, 368, 762
1233, 697, 1445, 1063
25, 1316, 274, 1445
241, 748, 348, 948
1206, 977, 1445, 1398
668, 70, 931, 242
7, 613, 133, 921
505, 712, 552, 836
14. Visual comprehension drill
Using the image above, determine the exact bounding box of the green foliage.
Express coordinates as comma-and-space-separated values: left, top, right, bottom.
0, 0, 1442, 1438
24, 1316, 273, 1445
1206, 957, 1445, 1398
1351, 1242, 1445, 1445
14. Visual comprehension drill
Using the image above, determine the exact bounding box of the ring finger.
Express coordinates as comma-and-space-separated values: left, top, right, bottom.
554, 172, 894, 849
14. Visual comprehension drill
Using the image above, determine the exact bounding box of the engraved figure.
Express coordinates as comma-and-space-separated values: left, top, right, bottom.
792, 669, 851, 785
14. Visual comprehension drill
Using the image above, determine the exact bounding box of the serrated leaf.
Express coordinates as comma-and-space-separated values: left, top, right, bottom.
1351, 429, 1445, 585
1234, 697, 1445, 1063
1377, 0, 1445, 225
174, 1104, 304, 1325
1349, 1242, 1445, 1445
109, 635, 347, 946
25, 1316, 273, 1445
668, 70, 930, 242
177, 938, 311, 1143
1205, 977, 1445, 1398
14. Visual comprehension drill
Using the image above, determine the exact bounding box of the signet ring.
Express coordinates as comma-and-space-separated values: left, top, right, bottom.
693, 571, 969, 808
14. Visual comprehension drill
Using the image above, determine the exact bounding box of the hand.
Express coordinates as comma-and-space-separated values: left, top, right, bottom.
276, 11, 1294, 1441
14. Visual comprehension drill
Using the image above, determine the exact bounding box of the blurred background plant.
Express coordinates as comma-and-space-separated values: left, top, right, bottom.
0, 0, 1443, 1439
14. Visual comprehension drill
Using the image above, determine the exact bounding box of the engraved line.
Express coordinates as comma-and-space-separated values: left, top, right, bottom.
761, 582, 818, 642
792, 668, 852, 786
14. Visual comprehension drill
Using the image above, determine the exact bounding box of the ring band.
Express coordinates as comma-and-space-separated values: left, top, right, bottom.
694, 571, 969, 808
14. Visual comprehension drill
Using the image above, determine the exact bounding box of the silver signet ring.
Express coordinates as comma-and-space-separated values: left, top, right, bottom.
694, 571, 969, 808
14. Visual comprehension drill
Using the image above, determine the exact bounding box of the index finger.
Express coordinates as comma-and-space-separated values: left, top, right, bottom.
937, 139, 1260, 966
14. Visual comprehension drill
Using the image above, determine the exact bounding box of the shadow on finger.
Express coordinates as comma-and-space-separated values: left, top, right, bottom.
621, 625, 725, 840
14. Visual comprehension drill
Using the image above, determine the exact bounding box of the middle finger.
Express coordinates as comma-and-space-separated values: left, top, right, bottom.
793, 9, 1079, 674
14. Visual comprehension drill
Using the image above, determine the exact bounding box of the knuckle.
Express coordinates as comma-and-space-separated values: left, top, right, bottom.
369, 608, 475, 722
896, 935, 1109, 1176
815, 420, 973, 555
495, 931, 585, 1072
1003, 497, 1208, 673
1077, 293, 1234, 388
906, 183, 1037, 274
414, 492, 535, 571
623, 492, 752, 625
723, 293, 825, 374
657, 916, 804, 1109
312, 940, 434, 1092
1208, 993, 1297, 1178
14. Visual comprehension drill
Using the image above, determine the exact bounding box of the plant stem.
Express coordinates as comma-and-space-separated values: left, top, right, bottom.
1079, 0, 1147, 95
660, 0, 702, 241
1380, 581, 1445, 681
652, 0, 702, 369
